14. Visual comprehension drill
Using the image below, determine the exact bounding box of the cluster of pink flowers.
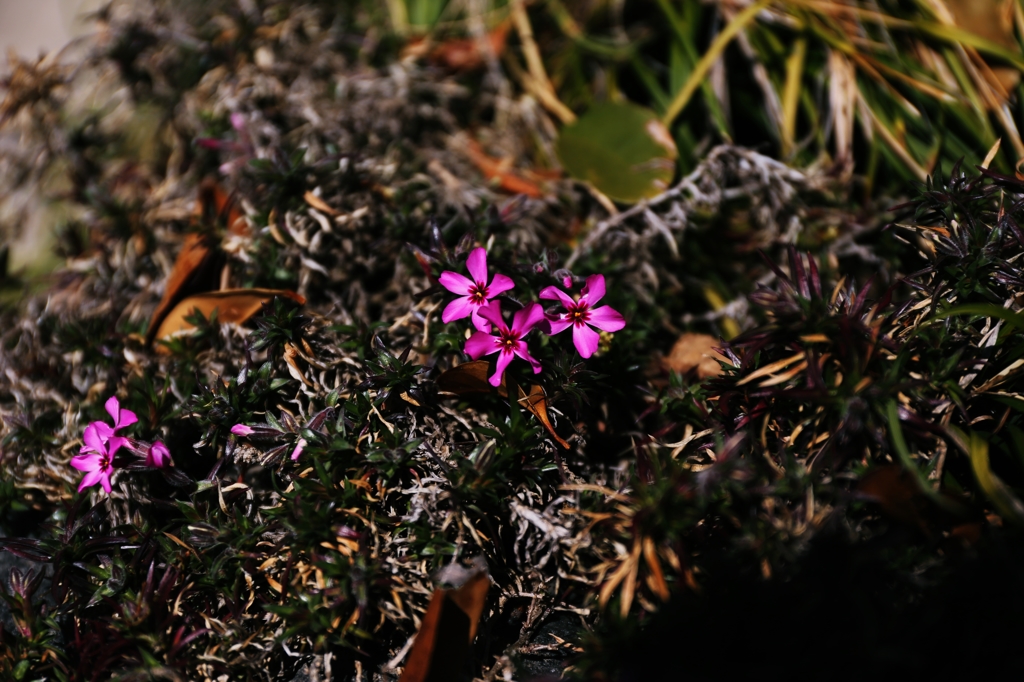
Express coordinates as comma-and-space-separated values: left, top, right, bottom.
71, 396, 171, 494
439, 247, 625, 386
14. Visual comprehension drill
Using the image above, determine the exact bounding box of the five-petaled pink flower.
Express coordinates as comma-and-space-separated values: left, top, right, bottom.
539, 274, 625, 358
439, 247, 515, 331
464, 302, 547, 387
71, 422, 126, 493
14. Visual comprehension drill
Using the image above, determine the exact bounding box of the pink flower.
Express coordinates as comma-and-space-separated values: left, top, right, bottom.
231, 424, 255, 436
539, 274, 626, 358
290, 438, 307, 461
439, 247, 515, 331
464, 302, 547, 387
146, 441, 171, 468
71, 422, 126, 494
105, 396, 138, 431
196, 112, 254, 176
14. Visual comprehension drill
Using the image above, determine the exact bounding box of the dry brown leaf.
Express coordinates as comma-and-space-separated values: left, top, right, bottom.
398, 565, 489, 682
736, 351, 805, 386
465, 138, 546, 198
642, 536, 670, 601
153, 289, 305, 346
827, 50, 857, 179
945, 0, 1019, 90
518, 384, 570, 449
857, 465, 930, 534
284, 343, 314, 386
436, 360, 506, 396
196, 177, 248, 236
402, 20, 510, 72
303, 190, 339, 216
663, 333, 727, 379
146, 232, 220, 346
146, 181, 252, 345
436, 365, 569, 448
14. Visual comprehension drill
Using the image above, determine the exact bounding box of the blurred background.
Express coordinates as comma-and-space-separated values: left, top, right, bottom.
0, 0, 102, 59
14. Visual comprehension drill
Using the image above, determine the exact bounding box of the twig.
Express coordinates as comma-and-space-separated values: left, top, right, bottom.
509, 0, 576, 124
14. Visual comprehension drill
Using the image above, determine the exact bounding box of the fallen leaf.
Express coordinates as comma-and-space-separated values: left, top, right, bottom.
196, 177, 248, 236
303, 191, 339, 216
663, 333, 727, 379
518, 384, 570, 449
556, 101, 678, 203
949, 522, 982, 547
145, 232, 220, 346
857, 465, 930, 533
465, 138, 545, 198
284, 343, 314, 386
398, 563, 489, 682
153, 288, 305, 346
437, 364, 569, 447
437, 360, 507, 396
146, 180, 250, 345
403, 21, 511, 72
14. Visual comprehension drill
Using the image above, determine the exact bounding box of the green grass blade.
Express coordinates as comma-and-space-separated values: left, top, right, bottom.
662, 0, 770, 127
934, 304, 1024, 330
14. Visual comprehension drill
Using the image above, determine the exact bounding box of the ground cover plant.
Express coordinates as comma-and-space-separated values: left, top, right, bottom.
4, 1, 1024, 680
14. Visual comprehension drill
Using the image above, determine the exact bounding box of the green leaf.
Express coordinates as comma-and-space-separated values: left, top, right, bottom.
555, 101, 678, 203
933, 303, 1024, 330
884, 401, 960, 512
950, 425, 1024, 526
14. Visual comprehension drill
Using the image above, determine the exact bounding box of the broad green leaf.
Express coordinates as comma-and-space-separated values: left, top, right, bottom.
556, 102, 678, 204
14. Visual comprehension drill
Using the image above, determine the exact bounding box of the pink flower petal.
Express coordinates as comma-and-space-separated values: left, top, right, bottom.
513, 345, 543, 374
83, 422, 113, 452
476, 301, 507, 330
105, 396, 138, 430
465, 331, 500, 359
538, 285, 576, 308
104, 396, 121, 424
489, 351, 515, 387
581, 274, 606, 306
231, 424, 254, 436
78, 468, 104, 492
512, 303, 548, 334
546, 315, 572, 335
487, 273, 515, 296
572, 324, 601, 358
469, 308, 492, 332
99, 471, 112, 494
71, 453, 100, 472
562, 276, 574, 288
439, 271, 474, 296
107, 436, 127, 457
466, 247, 488, 284
588, 305, 626, 332
290, 438, 307, 461
146, 442, 171, 468
117, 409, 138, 430
442, 296, 476, 324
